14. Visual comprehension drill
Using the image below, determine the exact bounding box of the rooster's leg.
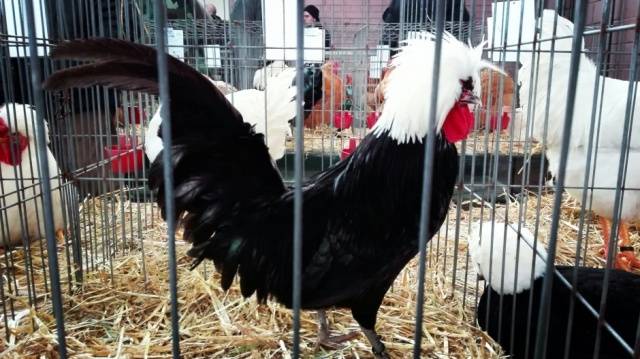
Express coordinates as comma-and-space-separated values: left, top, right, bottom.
351, 289, 391, 358
361, 327, 390, 359
315, 310, 358, 349
598, 218, 640, 271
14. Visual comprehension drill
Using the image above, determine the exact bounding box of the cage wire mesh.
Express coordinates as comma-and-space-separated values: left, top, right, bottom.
0, 0, 639, 358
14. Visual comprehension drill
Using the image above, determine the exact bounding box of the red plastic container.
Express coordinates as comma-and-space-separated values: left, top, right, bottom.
340, 137, 360, 160
333, 111, 353, 130
366, 112, 379, 129
116, 134, 138, 148
104, 136, 144, 174
489, 112, 511, 131
477, 106, 512, 132
123, 106, 146, 125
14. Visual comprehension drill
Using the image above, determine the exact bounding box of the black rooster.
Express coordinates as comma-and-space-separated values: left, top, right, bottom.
44, 33, 498, 358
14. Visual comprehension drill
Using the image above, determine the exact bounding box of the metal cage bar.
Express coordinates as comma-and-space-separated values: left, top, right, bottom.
23, 0, 68, 357
0, 1, 639, 358
152, 0, 180, 357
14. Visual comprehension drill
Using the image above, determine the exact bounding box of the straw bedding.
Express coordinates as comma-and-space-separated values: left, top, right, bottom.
0, 213, 499, 357
284, 126, 353, 155
286, 126, 529, 157
1, 177, 637, 358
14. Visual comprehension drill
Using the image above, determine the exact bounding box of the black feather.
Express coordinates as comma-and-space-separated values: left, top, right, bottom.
51, 38, 159, 64
44, 38, 246, 136
44, 61, 160, 95
239, 275, 256, 298
219, 234, 244, 291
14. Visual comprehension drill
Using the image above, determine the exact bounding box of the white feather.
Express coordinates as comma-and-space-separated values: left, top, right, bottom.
517, 11, 640, 221
0, 103, 67, 248
373, 31, 502, 144
253, 60, 291, 90
467, 221, 547, 295
226, 69, 297, 160
145, 107, 164, 162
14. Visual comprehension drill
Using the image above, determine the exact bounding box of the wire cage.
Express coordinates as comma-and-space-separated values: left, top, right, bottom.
0, 0, 639, 358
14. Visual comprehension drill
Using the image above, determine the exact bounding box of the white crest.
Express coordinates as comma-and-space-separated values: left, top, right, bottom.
373, 31, 503, 144
467, 221, 547, 295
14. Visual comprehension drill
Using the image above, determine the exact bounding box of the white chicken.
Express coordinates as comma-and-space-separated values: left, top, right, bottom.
145, 69, 297, 163
518, 10, 640, 271
0, 103, 67, 249
252, 60, 291, 90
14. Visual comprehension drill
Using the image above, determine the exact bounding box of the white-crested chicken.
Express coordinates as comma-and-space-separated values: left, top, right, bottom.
0, 103, 67, 249
43, 33, 498, 358
518, 11, 640, 271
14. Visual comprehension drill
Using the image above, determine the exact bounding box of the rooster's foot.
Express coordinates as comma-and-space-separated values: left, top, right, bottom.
361, 327, 390, 359
316, 310, 358, 349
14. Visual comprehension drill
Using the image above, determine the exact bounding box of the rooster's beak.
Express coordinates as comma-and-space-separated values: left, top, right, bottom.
460, 90, 481, 105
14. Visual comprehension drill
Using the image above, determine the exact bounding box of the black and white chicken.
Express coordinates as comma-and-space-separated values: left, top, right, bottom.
469, 221, 640, 359
43, 33, 498, 357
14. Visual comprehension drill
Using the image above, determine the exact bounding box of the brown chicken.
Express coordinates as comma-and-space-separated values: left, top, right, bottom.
370, 66, 392, 112
374, 73, 387, 104
305, 62, 344, 129
479, 69, 514, 130
481, 69, 514, 109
